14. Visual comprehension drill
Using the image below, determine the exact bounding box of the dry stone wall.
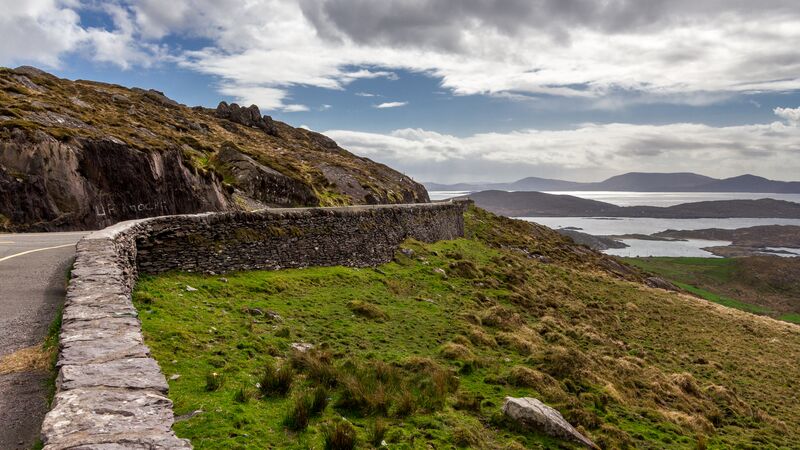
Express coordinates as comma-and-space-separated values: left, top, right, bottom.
41, 200, 469, 449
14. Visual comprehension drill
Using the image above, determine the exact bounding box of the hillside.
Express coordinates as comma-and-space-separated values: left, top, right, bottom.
427, 172, 800, 193
626, 256, 800, 324
0, 66, 428, 231
134, 207, 800, 448
464, 190, 800, 218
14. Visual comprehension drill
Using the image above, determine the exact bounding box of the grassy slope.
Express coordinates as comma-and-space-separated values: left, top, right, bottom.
624, 257, 800, 323
134, 209, 800, 449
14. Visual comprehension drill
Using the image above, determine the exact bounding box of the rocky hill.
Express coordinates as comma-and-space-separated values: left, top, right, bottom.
0, 66, 428, 231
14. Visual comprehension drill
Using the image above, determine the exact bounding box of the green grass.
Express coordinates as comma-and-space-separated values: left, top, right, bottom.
624, 257, 736, 284
134, 209, 800, 449
672, 282, 771, 315
135, 239, 564, 449
779, 313, 800, 324
624, 257, 778, 317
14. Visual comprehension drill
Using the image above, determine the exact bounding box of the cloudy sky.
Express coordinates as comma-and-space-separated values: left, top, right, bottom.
2, 0, 799, 183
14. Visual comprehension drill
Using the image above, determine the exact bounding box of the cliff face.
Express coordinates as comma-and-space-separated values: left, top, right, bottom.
0, 66, 428, 231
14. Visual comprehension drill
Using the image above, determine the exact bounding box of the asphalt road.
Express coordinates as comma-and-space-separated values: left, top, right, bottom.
0, 232, 86, 450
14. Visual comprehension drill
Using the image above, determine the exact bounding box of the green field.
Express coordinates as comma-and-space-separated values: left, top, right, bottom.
623, 256, 800, 321
134, 209, 800, 449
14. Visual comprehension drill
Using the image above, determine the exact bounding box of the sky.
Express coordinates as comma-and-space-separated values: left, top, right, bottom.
1, 0, 799, 183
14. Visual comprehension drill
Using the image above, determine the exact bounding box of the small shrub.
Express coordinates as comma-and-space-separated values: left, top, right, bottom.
347, 300, 388, 321
259, 362, 294, 397
368, 418, 388, 447
205, 371, 223, 391
321, 419, 357, 450
284, 394, 311, 431
275, 327, 291, 338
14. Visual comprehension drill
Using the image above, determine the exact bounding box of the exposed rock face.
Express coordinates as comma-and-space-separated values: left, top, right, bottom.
0, 130, 232, 231
215, 101, 277, 135
211, 143, 318, 207
502, 397, 599, 449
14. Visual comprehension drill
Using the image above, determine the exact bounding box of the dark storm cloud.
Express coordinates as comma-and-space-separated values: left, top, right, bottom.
300, 0, 800, 51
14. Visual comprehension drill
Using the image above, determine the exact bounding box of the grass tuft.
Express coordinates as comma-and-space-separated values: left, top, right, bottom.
259, 361, 294, 397
321, 419, 357, 450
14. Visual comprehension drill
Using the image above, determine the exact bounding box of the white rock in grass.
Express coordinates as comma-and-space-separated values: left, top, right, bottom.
290, 342, 313, 352
502, 397, 599, 449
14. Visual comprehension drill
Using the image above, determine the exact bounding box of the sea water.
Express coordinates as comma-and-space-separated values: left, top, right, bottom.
429, 190, 800, 257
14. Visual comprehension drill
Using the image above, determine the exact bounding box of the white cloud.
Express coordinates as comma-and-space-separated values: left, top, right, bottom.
775, 107, 800, 126
2, 1, 799, 112
0, 0, 162, 70
283, 104, 310, 112
355, 92, 376, 97
324, 110, 800, 183
374, 101, 408, 109
0, 0, 87, 68
132, 0, 800, 110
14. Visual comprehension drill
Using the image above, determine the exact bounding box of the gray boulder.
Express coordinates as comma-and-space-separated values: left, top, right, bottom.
502, 397, 598, 449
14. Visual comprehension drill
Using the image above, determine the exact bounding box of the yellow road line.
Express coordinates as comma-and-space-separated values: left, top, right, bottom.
0, 243, 75, 263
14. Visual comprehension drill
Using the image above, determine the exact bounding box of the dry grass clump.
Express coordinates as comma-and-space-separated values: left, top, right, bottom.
480, 305, 523, 330
440, 342, 474, 361
346, 300, 388, 321
284, 386, 329, 431
448, 260, 482, 279
321, 419, 357, 450
467, 326, 497, 347
290, 348, 338, 386
367, 418, 388, 447
259, 361, 294, 397
538, 345, 590, 379
336, 362, 395, 416
505, 366, 565, 400
0, 345, 52, 374
453, 390, 484, 412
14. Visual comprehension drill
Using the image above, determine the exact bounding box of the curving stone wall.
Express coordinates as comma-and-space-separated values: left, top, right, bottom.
41, 200, 470, 449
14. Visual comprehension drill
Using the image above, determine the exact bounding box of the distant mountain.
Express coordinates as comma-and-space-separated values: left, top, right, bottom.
594, 172, 716, 191
426, 172, 800, 194
464, 190, 800, 218
698, 175, 800, 193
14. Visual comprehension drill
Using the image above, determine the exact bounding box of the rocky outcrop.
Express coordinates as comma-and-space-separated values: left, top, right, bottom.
0, 130, 232, 231
211, 143, 318, 207
645, 276, 679, 291
502, 397, 599, 449
215, 101, 277, 135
